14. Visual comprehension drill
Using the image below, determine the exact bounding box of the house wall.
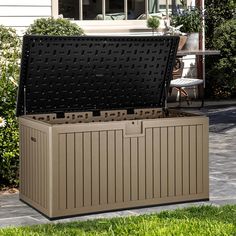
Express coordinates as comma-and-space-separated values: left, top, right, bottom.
0, 0, 55, 36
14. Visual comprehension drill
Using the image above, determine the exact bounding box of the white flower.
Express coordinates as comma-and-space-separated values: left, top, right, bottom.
0, 117, 6, 128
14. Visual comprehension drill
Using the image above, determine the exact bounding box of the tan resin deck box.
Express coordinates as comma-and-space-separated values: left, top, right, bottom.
17, 36, 209, 219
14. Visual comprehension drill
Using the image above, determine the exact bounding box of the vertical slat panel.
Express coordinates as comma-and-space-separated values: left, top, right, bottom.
34, 129, 37, 202
59, 134, 67, 209
29, 128, 32, 200
123, 137, 131, 202
160, 127, 168, 198
92, 132, 99, 206
35, 130, 39, 204
131, 137, 138, 201
190, 126, 197, 194
197, 125, 203, 193
43, 133, 47, 208
108, 131, 115, 204
30, 128, 34, 200
40, 131, 44, 206
202, 121, 209, 195
138, 136, 145, 200
153, 128, 160, 198
20, 125, 24, 194
183, 126, 190, 195
39, 131, 43, 206
33, 129, 37, 202
24, 126, 27, 196
27, 127, 30, 198
22, 126, 26, 195
67, 133, 75, 209
28, 128, 32, 200
115, 130, 123, 203
83, 132, 92, 207
175, 126, 182, 196
146, 128, 153, 199
100, 131, 107, 205
168, 127, 175, 197
41, 132, 45, 208
75, 133, 83, 208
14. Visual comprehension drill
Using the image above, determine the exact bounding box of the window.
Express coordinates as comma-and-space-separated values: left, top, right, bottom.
59, 0, 176, 20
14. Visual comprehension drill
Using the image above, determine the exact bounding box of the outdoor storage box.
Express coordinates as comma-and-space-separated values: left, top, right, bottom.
17, 36, 209, 219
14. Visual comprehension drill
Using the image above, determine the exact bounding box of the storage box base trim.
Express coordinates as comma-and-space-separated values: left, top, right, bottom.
20, 194, 209, 220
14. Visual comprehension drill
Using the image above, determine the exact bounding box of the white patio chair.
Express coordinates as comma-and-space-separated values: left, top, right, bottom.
170, 58, 204, 107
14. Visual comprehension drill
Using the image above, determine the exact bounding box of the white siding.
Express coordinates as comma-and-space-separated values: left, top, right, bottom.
0, 0, 52, 36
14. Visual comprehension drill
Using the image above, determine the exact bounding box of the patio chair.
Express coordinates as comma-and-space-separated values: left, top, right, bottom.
170, 58, 204, 107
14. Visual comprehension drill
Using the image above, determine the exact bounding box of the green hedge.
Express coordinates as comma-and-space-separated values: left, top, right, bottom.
26, 17, 84, 36
0, 18, 84, 188
205, 18, 236, 98
0, 25, 21, 187
205, 0, 236, 98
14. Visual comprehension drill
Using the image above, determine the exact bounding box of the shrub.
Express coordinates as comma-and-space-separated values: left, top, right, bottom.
147, 17, 160, 35
26, 17, 84, 36
0, 18, 84, 188
205, 0, 236, 98
205, 19, 236, 98
0, 25, 21, 187
205, 0, 235, 49
171, 8, 202, 33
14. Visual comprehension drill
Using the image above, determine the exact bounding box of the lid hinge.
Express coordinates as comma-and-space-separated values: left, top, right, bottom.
56, 111, 65, 119
127, 108, 134, 115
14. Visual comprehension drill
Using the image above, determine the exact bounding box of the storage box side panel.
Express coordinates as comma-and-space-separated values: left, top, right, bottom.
202, 119, 209, 197
19, 122, 49, 212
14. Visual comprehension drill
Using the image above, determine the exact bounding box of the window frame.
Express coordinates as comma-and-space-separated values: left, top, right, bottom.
54, 0, 174, 21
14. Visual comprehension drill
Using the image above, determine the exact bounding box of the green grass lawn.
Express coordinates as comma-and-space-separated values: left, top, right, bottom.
1, 205, 236, 236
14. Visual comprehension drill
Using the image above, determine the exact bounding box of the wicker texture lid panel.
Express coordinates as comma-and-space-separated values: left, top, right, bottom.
17, 35, 179, 116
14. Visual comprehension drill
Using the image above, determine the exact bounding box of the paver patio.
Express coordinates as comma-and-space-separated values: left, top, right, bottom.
0, 105, 236, 228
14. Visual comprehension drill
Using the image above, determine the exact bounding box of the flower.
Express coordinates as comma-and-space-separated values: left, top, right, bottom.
0, 116, 6, 127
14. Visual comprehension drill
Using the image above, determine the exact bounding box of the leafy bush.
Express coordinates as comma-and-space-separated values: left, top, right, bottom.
0, 18, 84, 188
26, 17, 84, 36
205, 18, 236, 98
147, 17, 160, 35
205, 0, 236, 49
0, 25, 21, 187
204, 0, 236, 98
171, 8, 202, 33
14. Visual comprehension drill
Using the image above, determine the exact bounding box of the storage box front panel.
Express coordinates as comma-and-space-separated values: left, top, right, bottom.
20, 124, 49, 213
51, 122, 208, 217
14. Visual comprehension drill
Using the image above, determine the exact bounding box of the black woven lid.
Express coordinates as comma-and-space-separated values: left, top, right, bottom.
16, 35, 179, 116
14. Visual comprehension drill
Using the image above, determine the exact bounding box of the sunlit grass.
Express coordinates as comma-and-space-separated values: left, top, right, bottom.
1, 205, 236, 236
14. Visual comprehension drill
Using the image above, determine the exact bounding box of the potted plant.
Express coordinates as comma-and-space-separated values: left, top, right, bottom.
171, 8, 202, 50
147, 16, 160, 35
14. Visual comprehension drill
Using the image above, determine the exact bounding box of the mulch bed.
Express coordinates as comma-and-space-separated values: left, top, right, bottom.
0, 187, 19, 195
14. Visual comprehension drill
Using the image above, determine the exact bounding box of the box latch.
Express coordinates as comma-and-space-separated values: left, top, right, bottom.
124, 120, 144, 138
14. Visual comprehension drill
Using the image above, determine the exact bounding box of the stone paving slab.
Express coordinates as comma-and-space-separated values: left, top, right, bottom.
0, 106, 235, 228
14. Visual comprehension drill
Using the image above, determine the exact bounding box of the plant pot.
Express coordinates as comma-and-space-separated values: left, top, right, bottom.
184, 33, 199, 50
178, 35, 187, 50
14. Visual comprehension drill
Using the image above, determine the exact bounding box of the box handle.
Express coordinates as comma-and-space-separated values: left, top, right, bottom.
124, 120, 144, 138
31, 137, 36, 142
